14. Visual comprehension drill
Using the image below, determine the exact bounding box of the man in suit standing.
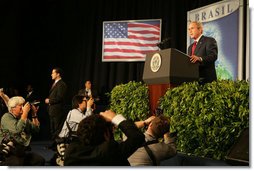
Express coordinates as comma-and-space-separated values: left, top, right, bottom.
188, 21, 218, 84
45, 67, 67, 142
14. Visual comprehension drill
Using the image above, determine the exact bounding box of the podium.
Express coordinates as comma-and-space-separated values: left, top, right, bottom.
143, 48, 199, 114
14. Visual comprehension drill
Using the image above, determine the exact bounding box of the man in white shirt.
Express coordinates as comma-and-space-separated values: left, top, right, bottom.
55, 94, 94, 166
58, 95, 94, 138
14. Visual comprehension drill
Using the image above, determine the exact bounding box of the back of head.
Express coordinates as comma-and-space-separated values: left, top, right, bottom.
7, 96, 25, 112
150, 116, 170, 139
77, 115, 113, 146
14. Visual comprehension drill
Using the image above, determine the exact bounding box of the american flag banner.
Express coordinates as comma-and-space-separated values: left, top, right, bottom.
102, 19, 161, 62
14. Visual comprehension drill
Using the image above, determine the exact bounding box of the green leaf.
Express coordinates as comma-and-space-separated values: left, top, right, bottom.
159, 80, 249, 160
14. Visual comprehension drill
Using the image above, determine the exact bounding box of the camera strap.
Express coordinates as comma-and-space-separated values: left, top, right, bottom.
143, 140, 158, 166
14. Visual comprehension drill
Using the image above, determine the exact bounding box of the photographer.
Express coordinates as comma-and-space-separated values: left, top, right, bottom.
53, 94, 94, 166
0, 96, 45, 165
64, 110, 145, 166
128, 115, 177, 166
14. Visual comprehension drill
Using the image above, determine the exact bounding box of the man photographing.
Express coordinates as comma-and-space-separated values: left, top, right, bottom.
0, 96, 45, 165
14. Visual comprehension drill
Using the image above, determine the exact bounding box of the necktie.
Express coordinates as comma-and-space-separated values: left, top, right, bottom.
191, 41, 197, 55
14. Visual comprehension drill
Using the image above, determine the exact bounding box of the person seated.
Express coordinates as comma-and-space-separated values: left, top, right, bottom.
64, 110, 145, 166
0, 96, 45, 166
128, 115, 177, 166
54, 94, 94, 166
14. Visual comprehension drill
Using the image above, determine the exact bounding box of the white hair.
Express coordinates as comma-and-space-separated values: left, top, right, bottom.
7, 96, 25, 112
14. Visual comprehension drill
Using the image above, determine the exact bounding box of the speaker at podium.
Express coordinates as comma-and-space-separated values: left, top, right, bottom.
142, 48, 199, 114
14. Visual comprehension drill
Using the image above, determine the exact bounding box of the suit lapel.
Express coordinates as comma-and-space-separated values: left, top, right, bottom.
50, 80, 60, 93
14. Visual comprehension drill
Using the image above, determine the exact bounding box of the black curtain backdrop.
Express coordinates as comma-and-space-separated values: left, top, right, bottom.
0, 0, 222, 104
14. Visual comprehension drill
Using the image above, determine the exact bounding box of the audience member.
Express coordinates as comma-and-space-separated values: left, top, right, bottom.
64, 110, 145, 166
45, 67, 67, 145
0, 96, 45, 165
128, 115, 177, 166
25, 84, 39, 103
55, 94, 94, 166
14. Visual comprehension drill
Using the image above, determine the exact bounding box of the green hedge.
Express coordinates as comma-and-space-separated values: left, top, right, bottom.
109, 81, 149, 121
159, 80, 249, 160
108, 81, 150, 140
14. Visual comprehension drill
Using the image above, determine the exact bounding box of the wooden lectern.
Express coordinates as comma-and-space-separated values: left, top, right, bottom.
143, 48, 199, 114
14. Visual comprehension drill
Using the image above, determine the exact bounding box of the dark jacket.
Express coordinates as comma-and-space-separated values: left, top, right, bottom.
64, 120, 145, 166
48, 79, 67, 117
188, 35, 218, 83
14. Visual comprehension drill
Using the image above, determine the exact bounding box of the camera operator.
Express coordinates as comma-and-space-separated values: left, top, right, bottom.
0, 96, 45, 166
128, 115, 177, 166
53, 95, 94, 166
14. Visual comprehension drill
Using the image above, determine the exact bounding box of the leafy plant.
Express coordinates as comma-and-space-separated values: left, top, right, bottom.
159, 80, 249, 160
108, 81, 150, 140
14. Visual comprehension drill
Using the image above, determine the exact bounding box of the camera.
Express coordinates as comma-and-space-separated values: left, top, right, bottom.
154, 107, 163, 116
169, 131, 177, 138
84, 95, 90, 101
30, 101, 40, 106
85, 96, 99, 102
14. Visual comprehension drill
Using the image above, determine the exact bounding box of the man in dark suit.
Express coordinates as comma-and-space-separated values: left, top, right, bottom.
78, 80, 99, 111
78, 80, 99, 100
45, 67, 67, 141
25, 84, 39, 103
188, 21, 218, 84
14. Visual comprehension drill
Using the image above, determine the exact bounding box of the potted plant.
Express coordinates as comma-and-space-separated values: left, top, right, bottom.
159, 80, 249, 164
108, 81, 150, 140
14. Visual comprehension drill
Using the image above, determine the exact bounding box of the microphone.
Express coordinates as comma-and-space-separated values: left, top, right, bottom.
156, 37, 171, 49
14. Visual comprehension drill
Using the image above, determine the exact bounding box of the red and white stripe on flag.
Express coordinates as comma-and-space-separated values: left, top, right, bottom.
102, 19, 161, 62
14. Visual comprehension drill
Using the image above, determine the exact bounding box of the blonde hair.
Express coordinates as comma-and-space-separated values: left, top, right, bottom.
7, 96, 25, 112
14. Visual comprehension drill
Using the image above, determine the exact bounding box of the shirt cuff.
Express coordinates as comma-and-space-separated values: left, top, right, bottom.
111, 114, 126, 126
86, 107, 92, 112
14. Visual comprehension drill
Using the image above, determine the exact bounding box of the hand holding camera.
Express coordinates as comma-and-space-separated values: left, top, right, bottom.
22, 102, 31, 114
86, 98, 94, 108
